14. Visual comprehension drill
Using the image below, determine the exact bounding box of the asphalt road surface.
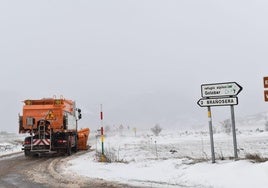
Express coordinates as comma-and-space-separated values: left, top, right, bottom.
0, 152, 137, 188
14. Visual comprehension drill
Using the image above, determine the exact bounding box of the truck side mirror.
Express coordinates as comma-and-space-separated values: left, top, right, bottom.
76, 108, 82, 120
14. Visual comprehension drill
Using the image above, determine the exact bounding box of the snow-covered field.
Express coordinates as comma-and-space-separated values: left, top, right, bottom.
2, 112, 268, 188
64, 127, 268, 188
0, 132, 24, 157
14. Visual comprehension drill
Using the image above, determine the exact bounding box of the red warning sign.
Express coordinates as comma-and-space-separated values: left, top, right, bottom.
46, 110, 55, 120
264, 77, 268, 88
265, 90, 268, 102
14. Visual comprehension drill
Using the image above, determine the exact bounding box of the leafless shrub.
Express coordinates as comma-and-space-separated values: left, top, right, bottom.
265, 121, 268, 131
95, 149, 128, 163
105, 125, 111, 133
151, 124, 162, 136
245, 153, 268, 163
220, 119, 231, 134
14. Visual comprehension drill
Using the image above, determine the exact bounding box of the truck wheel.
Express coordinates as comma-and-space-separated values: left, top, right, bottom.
67, 138, 72, 156
72, 136, 78, 152
67, 145, 72, 156
24, 150, 31, 157
73, 145, 78, 153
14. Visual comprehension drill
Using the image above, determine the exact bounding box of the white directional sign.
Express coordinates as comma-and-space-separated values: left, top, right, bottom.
197, 97, 238, 107
198, 81, 242, 162
201, 82, 242, 98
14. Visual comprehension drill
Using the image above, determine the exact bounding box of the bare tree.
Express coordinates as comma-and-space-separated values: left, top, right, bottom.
264, 116, 268, 132
151, 124, 162, 136
105, 125, 111, 133
265, 121, 268, 132
220, 119, 231, 134
119, 124, 124, 136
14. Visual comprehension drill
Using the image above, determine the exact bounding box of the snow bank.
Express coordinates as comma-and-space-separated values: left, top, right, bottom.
0, 132, 24, 157
65, 128, 268, 188
181, 160, 268, 188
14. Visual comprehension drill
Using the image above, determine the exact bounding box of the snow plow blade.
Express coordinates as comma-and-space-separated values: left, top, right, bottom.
77, 128, 90, 150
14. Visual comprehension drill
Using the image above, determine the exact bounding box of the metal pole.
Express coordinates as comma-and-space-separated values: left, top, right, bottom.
101, 131, 104, 155
49, 126, 52, 152
100, 104, 104, 156
95, 134, 98, 154
208, 106, 215, 163
100, 104, 103, 127
230, 105, 238, 160
155, 141, 158, 158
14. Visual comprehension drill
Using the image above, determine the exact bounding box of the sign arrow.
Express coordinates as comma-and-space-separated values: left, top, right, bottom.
264, 90, 268, 102
197, 97, 238, 107
201, 82, 243, 98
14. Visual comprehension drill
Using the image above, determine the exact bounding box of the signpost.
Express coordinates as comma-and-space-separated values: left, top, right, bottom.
201, 82, 242, 98
207, 106, 215, 163
197, 97, 238, 107
198, 82, 243, 163
99, 104, 106, 162
264, 77, 268, 102
230, 105, 238, 159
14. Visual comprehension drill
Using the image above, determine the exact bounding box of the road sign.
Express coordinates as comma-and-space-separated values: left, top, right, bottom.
197, 97, 238, 107
264, 77, 268, 88
264, 90, 268, 102
45, 110, 55, 120
198, 82, 241, 163
201, 82, 242, 98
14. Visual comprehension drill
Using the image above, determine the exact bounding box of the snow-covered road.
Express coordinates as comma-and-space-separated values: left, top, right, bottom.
2, 128, 268, 188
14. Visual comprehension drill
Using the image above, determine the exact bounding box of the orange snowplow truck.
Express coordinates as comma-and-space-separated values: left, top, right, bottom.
19, 97, 90, 157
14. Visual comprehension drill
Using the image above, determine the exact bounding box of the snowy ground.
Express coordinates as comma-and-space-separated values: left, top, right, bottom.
64, 128, 268, 188
0, 132, 24, 157
2, 112, 268, 188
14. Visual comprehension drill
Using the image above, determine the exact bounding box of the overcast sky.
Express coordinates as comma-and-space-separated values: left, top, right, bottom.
0, 1, 267, 132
